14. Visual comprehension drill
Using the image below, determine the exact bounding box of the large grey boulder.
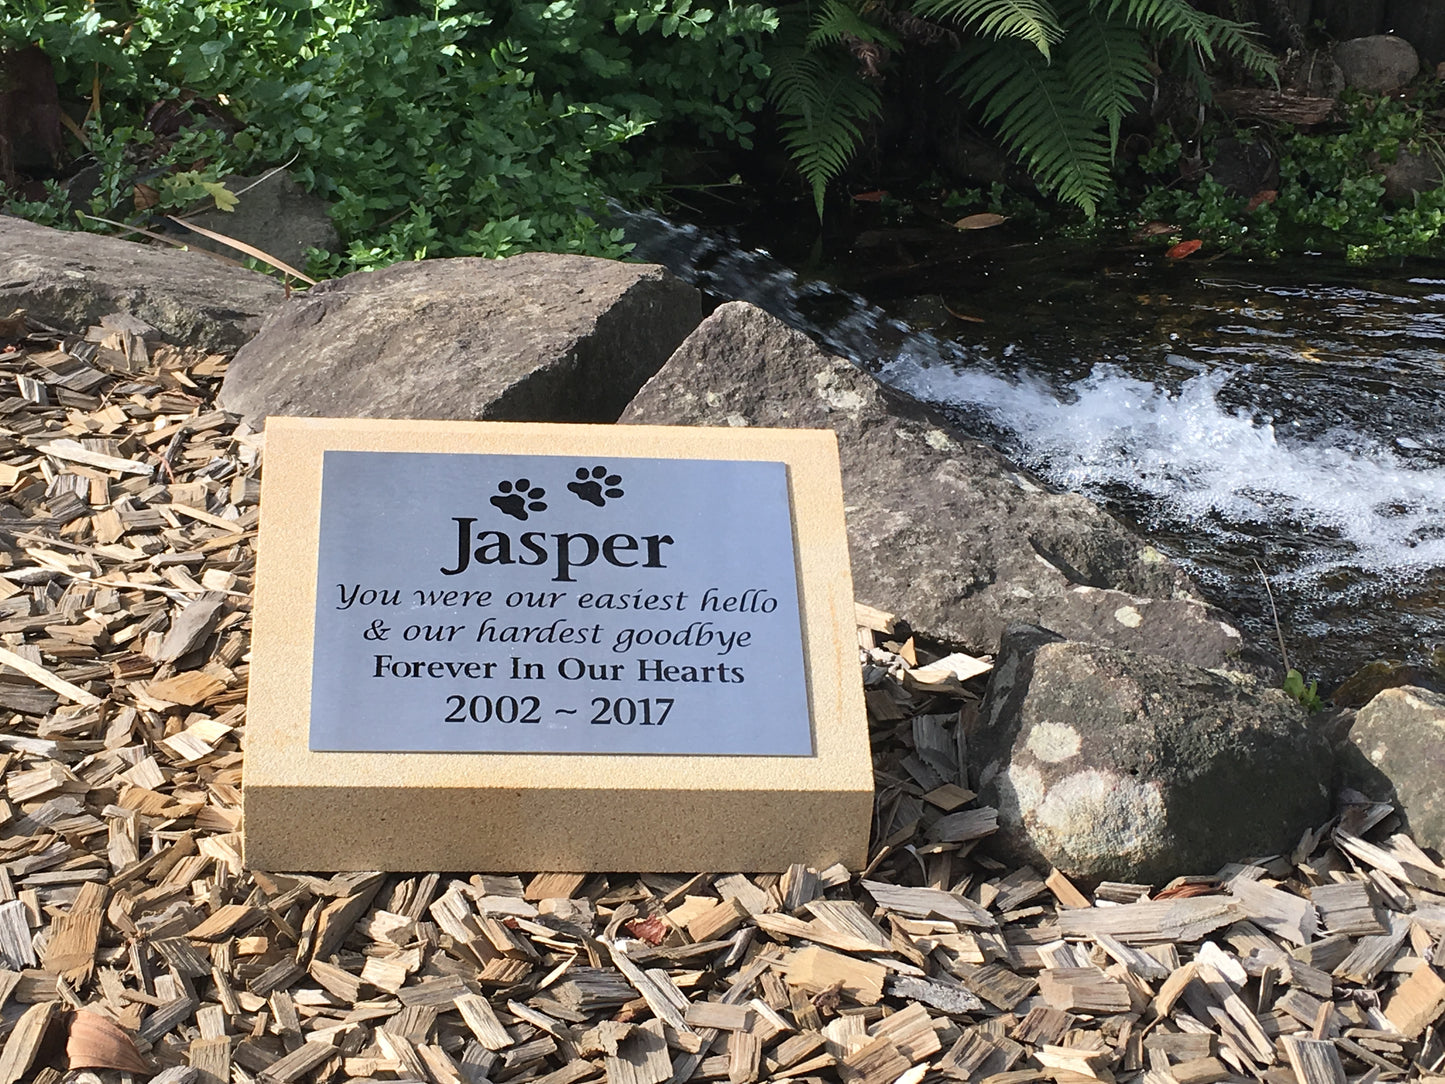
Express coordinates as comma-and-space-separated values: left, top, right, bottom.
173, 171, 339, 270
622, 302, 1271, 671
1336, 35, 1419, 94
1345, 686, 1445, 853
220, 254, 700, 425
0, 215, 283, 350
969, 625, 1334, 883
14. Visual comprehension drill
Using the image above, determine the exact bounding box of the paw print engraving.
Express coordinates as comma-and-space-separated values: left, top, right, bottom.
568, 465, 624, 507
490, 478, 546, 521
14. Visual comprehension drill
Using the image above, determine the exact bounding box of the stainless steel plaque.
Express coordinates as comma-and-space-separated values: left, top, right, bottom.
309, 452, 813, 755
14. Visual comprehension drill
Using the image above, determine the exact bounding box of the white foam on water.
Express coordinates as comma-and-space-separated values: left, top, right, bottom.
881, 351, 1445, 586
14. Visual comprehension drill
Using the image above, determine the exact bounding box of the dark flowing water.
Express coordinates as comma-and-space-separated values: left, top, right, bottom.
621, 208, 1445, 687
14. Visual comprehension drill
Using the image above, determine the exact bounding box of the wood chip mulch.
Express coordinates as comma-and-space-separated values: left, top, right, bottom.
0, 309, 1443, 1084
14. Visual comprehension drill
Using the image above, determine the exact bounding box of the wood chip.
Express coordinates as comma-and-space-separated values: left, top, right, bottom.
0, 645, 100, 706
1058, 897, 1243, 944
153, 592, 227, 662
854, 603, 899, 635
256, 1039, 335, 1084
928, 806, 999, 844
906, 652, 992, 689
40, 880, 105, 983
0, 901, 36, 970
727, 1028, 763, 1084
888, 974, 985, 1013
143, 670, 226, 706
839, 1035, 909, 1084
186, 903, 262, 942
1037, 967, 1132, 1014
189, 1035, 230, 1084
1311, 881, 1386, 937
1043, 867, 1092, 909
1170, 1056, 1231, 1084
38, 439, 151, 475
872, 1001, 941, 1060
1383, 960, 1445, 1038
1283, 1036, 1347, 1084
456, 991, 514, 1048
783, 946, 886, 1005
685, 1001, 753, 1030
0, 1000, 57, 1084
687, 897, 750, 942
1333, 914, 1408, 984
863, 880, 997, 928
1230, 878, 1317, 947
956, 963, 1037, 1011
606, 1019, 672, 1084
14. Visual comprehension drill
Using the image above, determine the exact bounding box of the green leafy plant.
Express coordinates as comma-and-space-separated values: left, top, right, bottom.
767, 30, 885, 216
767, 0, 1273, 218
159, 170, 239, 212
913, 0, 1062, 55
2, 0, 776, 273
1283, 668, 1324, 713
946, 0, 1274, 214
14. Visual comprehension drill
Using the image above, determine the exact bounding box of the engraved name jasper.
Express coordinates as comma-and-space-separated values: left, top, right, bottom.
440, 519, 675, 581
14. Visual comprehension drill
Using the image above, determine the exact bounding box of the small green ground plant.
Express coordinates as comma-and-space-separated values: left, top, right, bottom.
1132, 94, 1445, 260
1283, 668, 1325, 712
2, 0, 776, 273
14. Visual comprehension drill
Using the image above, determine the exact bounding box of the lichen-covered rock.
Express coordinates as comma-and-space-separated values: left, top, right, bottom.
623, 301, 1273, 671
969, 625, 1333, 883
1336, 35, 1420, 94
0, 215, 283, 351
220, 253, 700, 425
1345, 686, 1445, 853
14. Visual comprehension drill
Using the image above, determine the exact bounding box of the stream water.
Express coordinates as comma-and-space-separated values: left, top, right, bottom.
621, 207, 1445, 688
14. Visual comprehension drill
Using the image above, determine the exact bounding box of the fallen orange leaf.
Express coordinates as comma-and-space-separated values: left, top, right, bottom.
953, 212, 1008, 230
851, 189, 887, 202
1154, 881, 1220, 899
1245, 188, 1278, 212
66, 1011, 151, 1073
1165, 239, 1203, 260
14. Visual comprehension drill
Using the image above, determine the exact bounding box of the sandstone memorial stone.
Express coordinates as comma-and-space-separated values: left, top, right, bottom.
244, 418, 872, 871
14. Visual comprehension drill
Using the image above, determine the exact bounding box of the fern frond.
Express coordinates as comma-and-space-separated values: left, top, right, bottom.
1057, 0, 1151, 153
1098, 0, 1274, 75
807, 0, 900, 50
948, 38, 1111, 214
767, 44, 881, 217
909, 0, 1063, 59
